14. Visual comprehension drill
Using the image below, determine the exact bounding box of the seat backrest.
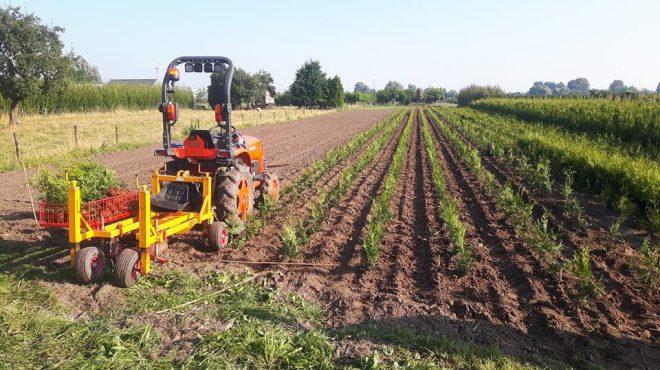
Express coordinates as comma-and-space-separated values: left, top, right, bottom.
188, 130, 215, 149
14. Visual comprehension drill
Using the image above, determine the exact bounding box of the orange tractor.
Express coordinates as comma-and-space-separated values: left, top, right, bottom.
39, 56, 279, 287
152, 56, 280, 238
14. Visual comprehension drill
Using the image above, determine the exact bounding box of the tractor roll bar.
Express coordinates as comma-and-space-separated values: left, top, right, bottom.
160, 56, 234, 153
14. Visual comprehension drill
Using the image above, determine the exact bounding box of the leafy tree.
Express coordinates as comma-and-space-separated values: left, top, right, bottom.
528, 81, 552, 96
0, 6, 70, 125
609, 79, 628, 95
657, 82, 660, 94
345, 91, 375, 105
68, 51, 101, 84
275, 90, 292, 106
254, 69, 276, 96
567, 78, 590, 95
325, 75, 344, 108
445, 90, 458, 102
290, 60, 327, 108
376, 81, 404, 104
208, 67, 276, 108
353, 82, 371, 93
457, 85, 504, 107
193, 87, 207, 107
422, 87, 445, 104
554, 82, 570, 96
208, 67, 257, 108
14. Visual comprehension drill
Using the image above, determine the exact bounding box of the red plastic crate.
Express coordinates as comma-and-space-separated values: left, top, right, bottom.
39, 191, 139, 229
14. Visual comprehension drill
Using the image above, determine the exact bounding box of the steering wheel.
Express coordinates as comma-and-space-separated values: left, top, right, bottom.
209, 125, 237, 135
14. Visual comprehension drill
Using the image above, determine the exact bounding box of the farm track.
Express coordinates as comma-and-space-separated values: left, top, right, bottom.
435, 110, 660, 338
430, 109, 660, 366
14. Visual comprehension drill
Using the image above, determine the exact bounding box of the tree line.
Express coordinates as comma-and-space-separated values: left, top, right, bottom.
344, 81, 454, 106
527, 78, 659, 98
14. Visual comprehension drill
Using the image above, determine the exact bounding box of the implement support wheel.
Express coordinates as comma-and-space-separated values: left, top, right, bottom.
215, 163, 254, 222
74, 247, 107, 284
114, 248, 141, 288
204, 221, 230, 252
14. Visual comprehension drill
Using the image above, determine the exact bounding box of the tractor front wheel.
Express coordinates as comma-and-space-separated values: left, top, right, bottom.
113, 248, 141, 288
260, 172, 280, 201
74, 247, 107, 284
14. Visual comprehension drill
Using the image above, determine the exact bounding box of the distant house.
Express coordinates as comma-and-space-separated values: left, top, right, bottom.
107, 79, 158, 86
263, 91, 275, 107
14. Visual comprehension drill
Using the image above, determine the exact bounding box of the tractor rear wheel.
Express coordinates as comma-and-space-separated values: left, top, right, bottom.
214, 163, 254, 223
74, 247, 107, 284
260, 172, 280, 201
114, 248, 141, 288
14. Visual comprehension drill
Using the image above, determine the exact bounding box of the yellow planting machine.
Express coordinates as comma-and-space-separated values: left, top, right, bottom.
39, 56, 279, 287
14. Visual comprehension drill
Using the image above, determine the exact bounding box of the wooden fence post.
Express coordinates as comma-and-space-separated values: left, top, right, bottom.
13, 132, 38, 222
115, 124, 119, 144
74, 125, 79, 146
13, 132, 20, 160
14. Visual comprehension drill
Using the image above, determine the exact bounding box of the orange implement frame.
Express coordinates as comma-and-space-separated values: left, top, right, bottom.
66, 171, 214, 276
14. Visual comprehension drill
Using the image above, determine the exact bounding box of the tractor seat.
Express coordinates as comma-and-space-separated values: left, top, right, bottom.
188, 130, 216, 149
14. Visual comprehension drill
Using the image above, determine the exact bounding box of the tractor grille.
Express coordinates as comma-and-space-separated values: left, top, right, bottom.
39, 192, 139, 229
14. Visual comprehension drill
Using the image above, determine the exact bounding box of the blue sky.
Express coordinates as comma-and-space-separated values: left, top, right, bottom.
7, 0, 660, 93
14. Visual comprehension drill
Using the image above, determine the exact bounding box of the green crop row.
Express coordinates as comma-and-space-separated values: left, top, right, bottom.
280, 110, 409, 258
361, 110, 414, 267
420, 110, 472, 273
233, 109, 406, 248
437, 107, 660, 232
472, 98, 660, 153
0, 84, 194, 115
429, 108, 602, 298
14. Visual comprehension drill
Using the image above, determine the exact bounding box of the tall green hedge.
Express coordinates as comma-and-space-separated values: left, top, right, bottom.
0, 84, 193, 114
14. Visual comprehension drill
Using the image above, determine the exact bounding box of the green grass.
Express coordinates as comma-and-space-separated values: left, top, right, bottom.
0, 266, 553, 369
0, 272, 171, 369
337, 326, 546, 369
635, 237, 660, 290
